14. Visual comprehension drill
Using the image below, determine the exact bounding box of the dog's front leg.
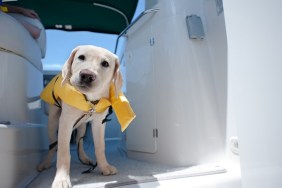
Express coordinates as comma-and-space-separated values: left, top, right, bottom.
52, 104, 81, 188
92, 112, 118, 175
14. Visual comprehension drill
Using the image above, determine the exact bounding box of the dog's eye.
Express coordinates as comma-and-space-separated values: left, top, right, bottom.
101, 61, 109, 67
78, 55, 85, 61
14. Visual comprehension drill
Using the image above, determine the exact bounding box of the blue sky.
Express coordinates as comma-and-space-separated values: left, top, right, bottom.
43, 1, 144, 70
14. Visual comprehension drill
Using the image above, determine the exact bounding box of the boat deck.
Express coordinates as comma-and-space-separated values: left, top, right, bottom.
27, 139, 239, 188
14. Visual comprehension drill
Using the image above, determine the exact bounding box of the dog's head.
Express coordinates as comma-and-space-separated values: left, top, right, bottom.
61, 45, 123, 97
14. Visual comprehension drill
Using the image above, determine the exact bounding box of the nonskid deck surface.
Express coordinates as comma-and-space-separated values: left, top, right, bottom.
27, 140, 225, 188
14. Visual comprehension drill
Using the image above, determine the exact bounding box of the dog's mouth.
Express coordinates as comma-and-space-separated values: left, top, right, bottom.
75, 83, 93, 92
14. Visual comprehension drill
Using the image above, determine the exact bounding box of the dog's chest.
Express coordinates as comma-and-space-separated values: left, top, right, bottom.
72, 113, 95, 129
85, 115, 94, 122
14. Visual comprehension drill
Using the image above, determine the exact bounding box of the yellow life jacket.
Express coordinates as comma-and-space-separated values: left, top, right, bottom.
40, 74, 135, 132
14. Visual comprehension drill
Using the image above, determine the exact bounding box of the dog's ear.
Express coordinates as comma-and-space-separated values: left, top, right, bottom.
113, 57, 123, 94
61, 47, 79, 85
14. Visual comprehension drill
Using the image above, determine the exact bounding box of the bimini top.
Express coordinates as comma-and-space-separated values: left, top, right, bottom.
6, 0, 138, 34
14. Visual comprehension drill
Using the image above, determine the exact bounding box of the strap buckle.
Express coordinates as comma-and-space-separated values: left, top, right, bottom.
88, 108, 95, 116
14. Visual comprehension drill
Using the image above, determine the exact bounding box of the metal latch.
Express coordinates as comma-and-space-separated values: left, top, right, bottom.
153, 129, 158, 138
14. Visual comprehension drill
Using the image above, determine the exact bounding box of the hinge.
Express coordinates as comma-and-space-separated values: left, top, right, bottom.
153, 129, 158, 138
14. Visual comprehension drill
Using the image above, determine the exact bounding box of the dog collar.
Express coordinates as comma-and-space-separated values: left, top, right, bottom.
40, 74, 135, 132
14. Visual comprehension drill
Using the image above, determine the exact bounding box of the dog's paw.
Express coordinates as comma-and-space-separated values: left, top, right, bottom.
52, 176, 72, 188
37, 161, 52, 172
99, 164, 118, 176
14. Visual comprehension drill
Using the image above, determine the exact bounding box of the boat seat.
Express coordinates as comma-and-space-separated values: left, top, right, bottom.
0, 11, 46, 124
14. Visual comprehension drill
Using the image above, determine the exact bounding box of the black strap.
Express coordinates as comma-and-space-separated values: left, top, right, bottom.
81, 162, 98, 174
49, 141, 58, 150
102, 106, 113, 124
77, 135, 98, 174
73, 114, 87, 128
52, 75, 62, 108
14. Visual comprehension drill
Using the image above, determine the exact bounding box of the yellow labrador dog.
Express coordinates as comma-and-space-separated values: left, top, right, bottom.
38, 45, 122, 188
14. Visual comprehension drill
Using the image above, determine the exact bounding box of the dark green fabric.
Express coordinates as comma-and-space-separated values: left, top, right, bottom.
7, 0, 138, 34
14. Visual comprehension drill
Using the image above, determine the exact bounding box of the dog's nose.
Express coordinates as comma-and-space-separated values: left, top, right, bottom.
79, 69, 96, 84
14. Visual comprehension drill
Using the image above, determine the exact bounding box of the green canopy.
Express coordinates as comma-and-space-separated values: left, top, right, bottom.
7, 0, 138, 34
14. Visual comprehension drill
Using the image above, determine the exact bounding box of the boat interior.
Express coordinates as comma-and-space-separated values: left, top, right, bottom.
1, 0, 282, 188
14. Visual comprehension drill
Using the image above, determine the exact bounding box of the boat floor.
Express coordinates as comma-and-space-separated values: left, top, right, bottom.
27, 140, 239, 188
